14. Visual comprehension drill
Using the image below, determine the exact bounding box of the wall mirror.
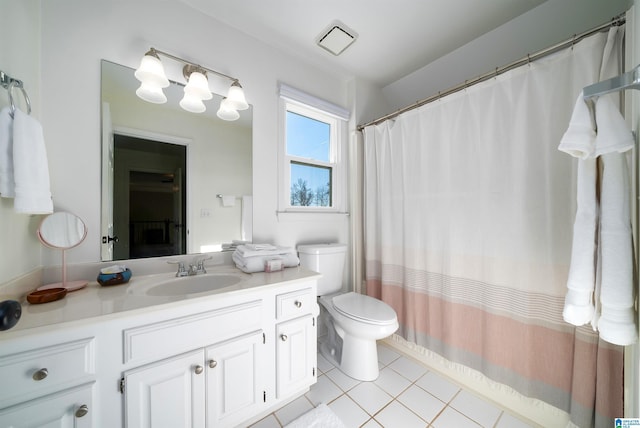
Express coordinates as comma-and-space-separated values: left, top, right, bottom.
101, 60, 253, 261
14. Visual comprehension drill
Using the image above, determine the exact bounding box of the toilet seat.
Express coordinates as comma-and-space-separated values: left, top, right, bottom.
332, 292, 397, 325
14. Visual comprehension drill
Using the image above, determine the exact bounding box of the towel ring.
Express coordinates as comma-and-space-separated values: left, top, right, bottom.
8, 80, 31, 118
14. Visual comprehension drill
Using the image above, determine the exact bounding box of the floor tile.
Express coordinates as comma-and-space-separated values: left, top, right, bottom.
374, 401, 428, 428
347, 382, 393, 416
415, 370, 460, 403
328, 395, 370, 428
373, 366, 412, 397
388, 356, 428, 381
317, 353, 335, 374
397, 384, 446, 423
305, 374, 343, 406
495, 412, 535, 428
377, 344, 402, 366
362, 418, 383, 427
431, 406, 482, 428
273, 396, 313, 426
324, 366, 361, 392
249, 414, 281, 428
449, 390, 502, 427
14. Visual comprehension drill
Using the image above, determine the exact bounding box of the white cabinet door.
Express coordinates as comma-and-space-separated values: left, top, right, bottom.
206, 331, 265, 428
276, 315, 316, 398
124, 349, 205, 428
0, 383, 93, 428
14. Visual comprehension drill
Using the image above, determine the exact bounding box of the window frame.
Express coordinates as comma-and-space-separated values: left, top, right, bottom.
278, 85, 348, 214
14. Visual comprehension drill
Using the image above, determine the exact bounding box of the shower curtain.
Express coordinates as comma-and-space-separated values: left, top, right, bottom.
363, 27, 625, 428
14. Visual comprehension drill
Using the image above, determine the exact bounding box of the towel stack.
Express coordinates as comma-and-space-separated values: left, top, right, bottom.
232, 244, 299, 273
0, 107, 53, 214
559, 91, 637, 346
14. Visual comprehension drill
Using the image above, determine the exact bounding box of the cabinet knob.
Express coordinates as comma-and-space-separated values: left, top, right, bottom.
294, 301, 302, 308
194, 365, 204, 375
32, 368, 48, 381
280, 334, 288, 341
209, 359, 217, 369
75, 404, 89, 418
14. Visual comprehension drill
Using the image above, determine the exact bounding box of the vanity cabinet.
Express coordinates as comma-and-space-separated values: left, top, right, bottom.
0, 337, 96, 427
275, 287, 317, 398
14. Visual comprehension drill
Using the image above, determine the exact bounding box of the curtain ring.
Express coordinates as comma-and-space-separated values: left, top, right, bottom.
527, 54, 531, 67
7, 80, 31, 118
571, 34, 577, 50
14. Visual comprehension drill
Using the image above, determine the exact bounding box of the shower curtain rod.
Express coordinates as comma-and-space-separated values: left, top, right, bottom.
357, 14, 626, 131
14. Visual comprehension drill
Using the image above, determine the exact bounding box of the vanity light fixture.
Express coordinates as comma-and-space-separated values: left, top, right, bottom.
134, 47, 248, 120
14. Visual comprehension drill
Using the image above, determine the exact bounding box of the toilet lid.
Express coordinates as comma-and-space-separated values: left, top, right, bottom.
332, 292, 397, 325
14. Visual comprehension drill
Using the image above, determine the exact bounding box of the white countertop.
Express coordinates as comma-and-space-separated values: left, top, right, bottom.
0, 265, 320, 338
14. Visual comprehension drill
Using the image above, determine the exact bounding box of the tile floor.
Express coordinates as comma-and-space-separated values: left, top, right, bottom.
249, 342, 535, 428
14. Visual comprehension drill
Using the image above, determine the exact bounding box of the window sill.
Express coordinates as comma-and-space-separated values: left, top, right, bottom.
275, 210, 350, 222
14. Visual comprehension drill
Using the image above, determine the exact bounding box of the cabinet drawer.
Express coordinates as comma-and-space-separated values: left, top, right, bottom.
276, 288, 315, 320
124, 300, 262, 365
0, 338, 95, 408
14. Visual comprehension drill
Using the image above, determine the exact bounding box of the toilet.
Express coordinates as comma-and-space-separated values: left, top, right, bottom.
298, 243, 398, 381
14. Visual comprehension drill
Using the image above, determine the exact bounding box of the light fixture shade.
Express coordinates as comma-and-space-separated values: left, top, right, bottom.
226, 81, 249, 110
134, 52, 170, 88
135, 82, 167, 104
184, 71, 212, 100
180, 92, 206, 113
217, 98, 240, 121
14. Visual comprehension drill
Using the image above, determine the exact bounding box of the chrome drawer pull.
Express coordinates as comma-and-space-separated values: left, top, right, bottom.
75, 404, 89, 418
294, 301, 302, 308
32, 368, 48, 381
209, 359, 217, 369
281, 334, 288, 341
195, 365, 203, 375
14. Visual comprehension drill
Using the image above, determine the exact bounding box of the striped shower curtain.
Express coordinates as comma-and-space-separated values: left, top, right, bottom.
363, 27, 625, 428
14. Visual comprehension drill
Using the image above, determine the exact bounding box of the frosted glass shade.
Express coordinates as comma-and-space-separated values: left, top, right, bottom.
217, 98, 240, 121
179, 92, 206, 113
135, 82, 167, 104
226, 82, 248, 110
134, 54, 169, 88
184, 71, 212, 100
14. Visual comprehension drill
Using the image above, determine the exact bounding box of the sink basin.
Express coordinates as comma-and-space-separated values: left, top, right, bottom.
130, 273, 245, 297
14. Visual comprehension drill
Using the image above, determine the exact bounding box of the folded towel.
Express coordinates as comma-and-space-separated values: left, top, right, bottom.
562, 158, 598, 326
593, 96, 634, 157
12, 108, 53, 214
232, 251, 299, 273
558, 92, 596, 159
235, 244, 294, 258
596, 152, 637, 345
0, 107, 14, 197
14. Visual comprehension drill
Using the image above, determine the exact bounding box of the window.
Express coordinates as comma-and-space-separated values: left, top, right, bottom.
279, 84, 349, 213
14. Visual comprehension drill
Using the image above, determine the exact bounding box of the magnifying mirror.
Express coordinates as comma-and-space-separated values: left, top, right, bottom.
37, 212, 89, 291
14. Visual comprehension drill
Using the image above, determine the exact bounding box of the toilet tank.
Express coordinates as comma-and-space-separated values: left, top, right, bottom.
297, 244, 347, 295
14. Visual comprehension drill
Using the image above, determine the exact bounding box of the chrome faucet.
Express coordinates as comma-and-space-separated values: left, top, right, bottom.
193, 256, 212, 275
168, 261, 189, 277
169, 256, 212, 277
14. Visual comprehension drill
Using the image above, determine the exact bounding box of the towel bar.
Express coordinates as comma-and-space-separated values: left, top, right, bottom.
0, 69, 32, 117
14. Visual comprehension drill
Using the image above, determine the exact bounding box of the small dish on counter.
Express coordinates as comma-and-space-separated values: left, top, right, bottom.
97, 268, 132, 286
27, 288, 68, 304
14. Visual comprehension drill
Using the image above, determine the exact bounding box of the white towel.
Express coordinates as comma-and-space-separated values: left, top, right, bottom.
12, 108, 53, 214
232, 251, 299, 273
558, 92, 596, 159
235, 244, 294, 258
597, 151, 637, 345
562, 157, 598, 326
592, 96, 635, 157
0, 107, 14, 197
284, 403, 346, 428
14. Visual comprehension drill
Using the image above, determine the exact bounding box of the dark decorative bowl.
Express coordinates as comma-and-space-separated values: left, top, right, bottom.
27, 288, 67, 304
97, 268, 132, 286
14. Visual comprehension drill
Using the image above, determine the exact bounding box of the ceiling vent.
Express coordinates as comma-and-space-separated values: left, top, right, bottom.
316, 20, 358, 56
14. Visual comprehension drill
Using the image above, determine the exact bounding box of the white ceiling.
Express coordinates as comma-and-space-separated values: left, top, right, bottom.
179, 0, 547, 87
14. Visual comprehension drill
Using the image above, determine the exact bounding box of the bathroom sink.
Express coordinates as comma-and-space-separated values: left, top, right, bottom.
129, 273, 245, 297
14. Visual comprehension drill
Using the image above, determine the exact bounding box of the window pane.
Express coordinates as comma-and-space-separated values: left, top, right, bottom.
286, 111, 330, 162
290, 162, 331, 207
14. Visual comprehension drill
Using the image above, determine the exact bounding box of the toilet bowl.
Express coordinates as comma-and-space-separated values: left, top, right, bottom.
297, 243, 398, 381
319, 292, 398, 381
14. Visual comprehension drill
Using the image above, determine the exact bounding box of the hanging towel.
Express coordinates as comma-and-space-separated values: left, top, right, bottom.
0, 107, 14, 197
562, 157, 598, 326
558, 92, 596, 159
592, 96, 634, 156
12, 108, 53, 214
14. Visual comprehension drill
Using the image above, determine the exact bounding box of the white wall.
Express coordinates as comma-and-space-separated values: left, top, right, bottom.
0, 0, 43, 282
382, 0, 632, 112
35, 0, 351, 269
